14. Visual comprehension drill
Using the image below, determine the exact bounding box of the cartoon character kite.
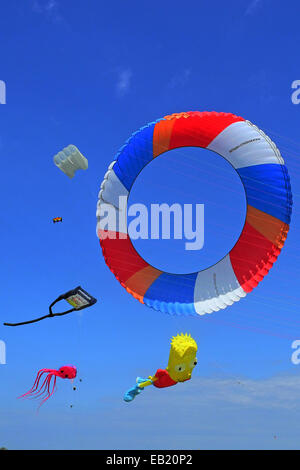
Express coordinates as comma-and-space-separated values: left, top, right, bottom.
123, 333, 197, 402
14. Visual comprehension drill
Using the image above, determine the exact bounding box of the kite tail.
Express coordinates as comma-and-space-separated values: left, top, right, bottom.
18, 369, 52, 399
28, 374, 53, 400
37, 375, 57, 410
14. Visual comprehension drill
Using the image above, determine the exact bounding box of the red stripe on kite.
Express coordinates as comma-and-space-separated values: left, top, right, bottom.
230, 222, 281, 293
99, 230, 149, 285
168, 111, 244, 150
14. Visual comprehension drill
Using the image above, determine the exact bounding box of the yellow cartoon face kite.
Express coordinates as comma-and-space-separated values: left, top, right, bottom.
167, 333, 198, 382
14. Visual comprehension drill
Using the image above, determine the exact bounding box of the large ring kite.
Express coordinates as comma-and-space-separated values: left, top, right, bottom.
96, 112, 292, 316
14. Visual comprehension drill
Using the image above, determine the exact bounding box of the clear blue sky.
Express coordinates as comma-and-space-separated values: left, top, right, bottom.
1, 0, 300, 450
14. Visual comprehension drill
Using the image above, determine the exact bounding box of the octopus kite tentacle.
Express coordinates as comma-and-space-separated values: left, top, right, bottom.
18, 369, 52, 399
38, 376, 57, 409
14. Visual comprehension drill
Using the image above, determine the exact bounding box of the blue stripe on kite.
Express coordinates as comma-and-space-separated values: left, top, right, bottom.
113, 122, 157, 191
144, 273, 198, 316
237, 164, 292, 224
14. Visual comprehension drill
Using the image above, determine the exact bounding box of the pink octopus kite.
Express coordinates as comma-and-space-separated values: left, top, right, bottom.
19, 365, 77, 409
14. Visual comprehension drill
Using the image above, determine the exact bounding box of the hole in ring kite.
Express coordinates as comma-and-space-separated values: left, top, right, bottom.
126, 146, 247, 274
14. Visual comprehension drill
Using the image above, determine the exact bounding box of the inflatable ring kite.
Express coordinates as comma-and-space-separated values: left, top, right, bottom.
96, 112, 292, 316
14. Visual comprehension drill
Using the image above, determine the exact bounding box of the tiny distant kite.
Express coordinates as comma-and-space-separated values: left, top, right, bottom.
54, 144, 88, 178
4, 286, 97, 327
52, 217, 63, 223
124, 333, 197, 402
19, 365, 77, 410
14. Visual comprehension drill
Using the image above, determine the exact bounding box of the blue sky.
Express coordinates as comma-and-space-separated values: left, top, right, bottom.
1, 0, 300, 450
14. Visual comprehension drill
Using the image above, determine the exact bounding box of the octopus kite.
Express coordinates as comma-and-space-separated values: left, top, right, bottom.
124, 333, 197, 402
19, 365, 77, 409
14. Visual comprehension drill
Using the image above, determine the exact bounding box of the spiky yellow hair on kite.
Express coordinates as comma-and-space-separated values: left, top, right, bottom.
170, 333, 197, 358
